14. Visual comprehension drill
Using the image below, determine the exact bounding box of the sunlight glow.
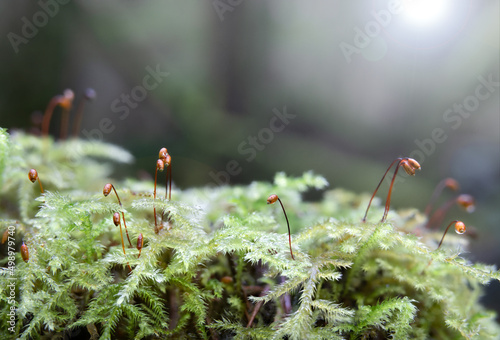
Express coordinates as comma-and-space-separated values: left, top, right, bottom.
402, 0, 450, 26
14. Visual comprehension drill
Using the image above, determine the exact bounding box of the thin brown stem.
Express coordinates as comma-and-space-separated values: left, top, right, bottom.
363, 157, 420, 222
381, 163, 402, 222
164, 163, 171, 202
113, 212, 132, 272
38, 178, 44, 194
362, 158, 401, 222
161, 159, 172, 221
246, 286, 270, 328
425, 198, 455, 229
121, 212, 132, 248
424, 178, 459, 217
154, 159, 164, 233
59, 89, 74, 140
246, 301, 263, 328
154, 165, 159, 232
437, 221, 455, 250
116, 214, 126, 255
425, 220, 465, 272
277, 197, 294, 260
72, 88, 96, 137
168, 162, 172, 201
41, 95, 62, 136
267, 194, 295, 260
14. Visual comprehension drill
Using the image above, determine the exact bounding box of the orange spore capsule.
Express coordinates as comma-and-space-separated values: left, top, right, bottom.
113, 212, 120, 226
58, 89, 75, 139
400, 159, 415, 176
28, 169, 38, 183
456, 194, 475, 213
156, 159, 164, 171
164, 153, 172, 202
137, 233, 144, 258
59, 89, 74, 110
444, 178, 460, 191
2, 230, 8, 244
28, 168, 44, 193
221, 276, 233, 284
267, 194, 278, 204
103, 183, 112, 197
21, 242, 29, 262
455, 221, 466, 234
163, 154, 171, 167
159, 147, 168, 160
406, 158, 421, 171
137, 233, 143, 250
85, 88, 96, 100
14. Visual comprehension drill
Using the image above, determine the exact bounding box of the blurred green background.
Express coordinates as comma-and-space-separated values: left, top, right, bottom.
1, 0, 499, 316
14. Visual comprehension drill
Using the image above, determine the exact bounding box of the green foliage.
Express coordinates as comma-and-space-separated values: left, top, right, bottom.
0, 130, 499, 339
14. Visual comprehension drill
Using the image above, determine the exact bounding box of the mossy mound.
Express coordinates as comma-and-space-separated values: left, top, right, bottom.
1, 129, 499, 339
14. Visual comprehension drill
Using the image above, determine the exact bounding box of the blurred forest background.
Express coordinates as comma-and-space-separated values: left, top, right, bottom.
0, 0, 499, 317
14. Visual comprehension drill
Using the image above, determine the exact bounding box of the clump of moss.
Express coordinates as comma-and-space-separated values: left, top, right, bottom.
0, 128, 499, 339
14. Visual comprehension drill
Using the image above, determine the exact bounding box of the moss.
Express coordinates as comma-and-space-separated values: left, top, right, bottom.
0, 129, 499, 339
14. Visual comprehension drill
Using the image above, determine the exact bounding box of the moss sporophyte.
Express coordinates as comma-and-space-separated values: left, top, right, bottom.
0, 91, 499, 339
362, 157, 421, 223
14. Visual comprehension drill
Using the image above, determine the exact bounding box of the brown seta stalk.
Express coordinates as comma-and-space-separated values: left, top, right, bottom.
267, 194, 295, 260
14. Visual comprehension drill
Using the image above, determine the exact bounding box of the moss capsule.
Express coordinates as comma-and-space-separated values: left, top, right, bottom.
21, 242, 29, 262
